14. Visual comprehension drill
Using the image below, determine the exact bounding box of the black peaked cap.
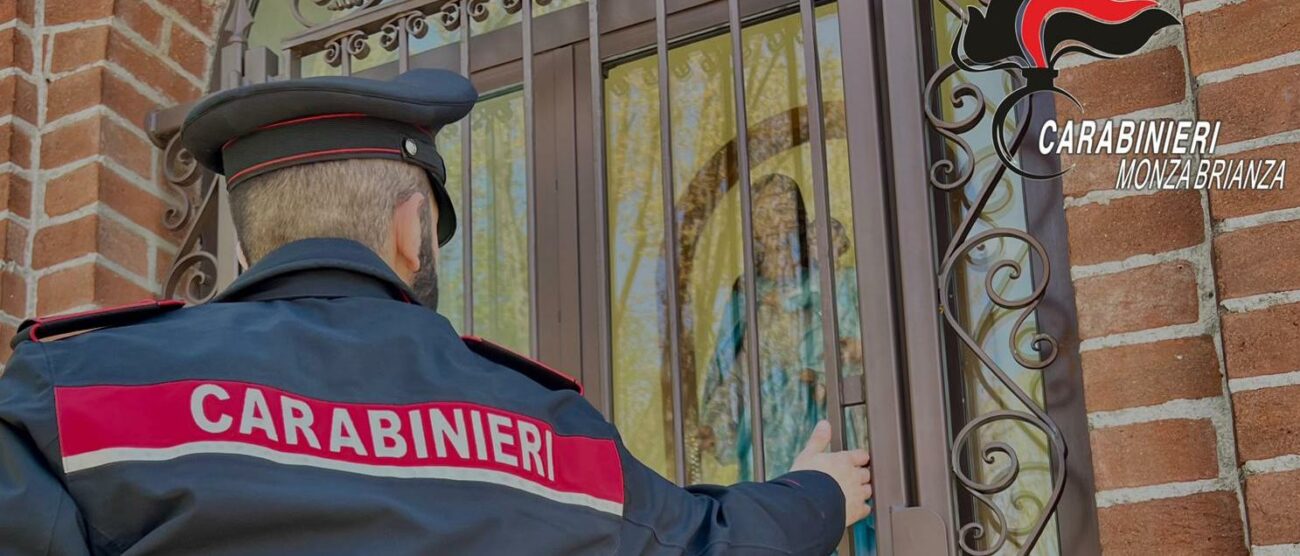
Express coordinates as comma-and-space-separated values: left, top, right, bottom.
180, 69, 478, 246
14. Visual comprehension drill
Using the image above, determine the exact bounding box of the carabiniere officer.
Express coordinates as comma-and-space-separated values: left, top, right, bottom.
0, 69, 872, 555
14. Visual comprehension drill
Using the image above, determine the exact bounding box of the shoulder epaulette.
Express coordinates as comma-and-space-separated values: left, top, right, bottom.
461, 335, 582, 394
12, 299, 186, 349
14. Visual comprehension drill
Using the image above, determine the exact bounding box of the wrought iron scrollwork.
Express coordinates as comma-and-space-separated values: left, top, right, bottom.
380, 11, 430, 51
158, 133, 223, 305
324, 29, 371, 67
930, 2, 1066, 555
291, 0, 383, 29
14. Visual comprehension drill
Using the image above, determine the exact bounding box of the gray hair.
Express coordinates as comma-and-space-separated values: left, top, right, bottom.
229, 158, 430, 263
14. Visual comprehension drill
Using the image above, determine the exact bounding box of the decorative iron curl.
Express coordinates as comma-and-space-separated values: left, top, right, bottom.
437, 2, 463, 31
940, 227, 1064, 556
924, 61, 985, 191
165, 250, 220, 305
380, 11, 429, 51
950, 410, 1064, 556
291, 0, 383, 29
160, 133, 204, 231
324, 30, 371, 67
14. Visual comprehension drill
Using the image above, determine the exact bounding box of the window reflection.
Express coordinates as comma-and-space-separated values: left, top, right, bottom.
469, 89, 531, 354
606, 8, 869, 547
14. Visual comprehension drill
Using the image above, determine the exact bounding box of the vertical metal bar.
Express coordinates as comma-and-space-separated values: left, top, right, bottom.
588, 0, 614, 417
799, 3, 850, 552
725, 0, 766, 483
879, 0, 958, 543
837, 1, 910, 553
460, 0, 474, 334
798, 0, 844, 449
654, 0, 687, 486
523, 0, 540, 357
398, 15, 410, 74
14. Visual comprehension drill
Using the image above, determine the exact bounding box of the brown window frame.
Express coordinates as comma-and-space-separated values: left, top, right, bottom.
145, 1, 1103, 553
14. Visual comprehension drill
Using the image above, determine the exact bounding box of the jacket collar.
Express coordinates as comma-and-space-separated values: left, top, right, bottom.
212, 238, 420, 305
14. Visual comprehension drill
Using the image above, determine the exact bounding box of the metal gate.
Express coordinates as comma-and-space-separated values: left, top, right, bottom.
145, 1, 1101, 554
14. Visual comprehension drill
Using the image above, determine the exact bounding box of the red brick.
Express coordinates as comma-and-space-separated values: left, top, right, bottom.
1091, 419, 1219, 490
32, 214, 148, 276
7, 124, 33, 169
157, 0, 218, 33
1199, 64, 1300, 145
0, 269, 26, 317
92, 264, 153, 305
167, 24, 208, 79
0, 28, 14, 69
101, 117, 153, 178
0, 79, 12, 124
36, 264, 93, 315
44, 163, 101, 217
6, 173, 30, 219
1082, 336, 1223, 412
1061, 151, 1130, 198
12, 76, 37, 125
46, 67, 104, 122
33, 216, 96, 269
44, 0, 114, 25
4, 221, 28, 266
1215, 219, 1300, 300
1185, 0, 1300, 76
1066, 191, 1204, 266
0, 323, 16, 362
107, 29, 200, 102
1245, 469, 1300, 546
35, 263, 153, 316
11, 28, 35, 74
1098, 491, 1246, 555
1233, 384, 1300, 463
96, 217, 148, 277
102, 166, 179, 240
1222, 302, 1300, 380
50, 26, 110, 73
0, 0, 14, 24
15, 0, 35, 26
116, 1, 166, 46
103, 69, 161, 127
1074, 261, 1200, 339
1207, 141, 1300, 221
0, 123, 9, 166
40, 116, 101, 169
1056, 47, 1185, 120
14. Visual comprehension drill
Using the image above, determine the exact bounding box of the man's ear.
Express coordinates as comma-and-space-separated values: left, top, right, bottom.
393, 193, 427, 275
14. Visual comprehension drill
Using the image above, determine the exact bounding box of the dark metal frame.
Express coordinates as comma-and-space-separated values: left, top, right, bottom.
145, 1, 1101, 554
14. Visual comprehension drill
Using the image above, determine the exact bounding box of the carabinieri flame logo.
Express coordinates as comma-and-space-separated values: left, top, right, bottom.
953, 0, 1179, 179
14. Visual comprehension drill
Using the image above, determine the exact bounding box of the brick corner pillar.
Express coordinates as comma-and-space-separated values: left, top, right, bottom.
0, 0, 228, 362
1060, 0, 1300, 553
1054, 2, 1249, 554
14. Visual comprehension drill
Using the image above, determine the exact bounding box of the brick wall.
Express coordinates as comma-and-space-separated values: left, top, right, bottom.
1058, 0, 1300, 553
0, 0, 225, 360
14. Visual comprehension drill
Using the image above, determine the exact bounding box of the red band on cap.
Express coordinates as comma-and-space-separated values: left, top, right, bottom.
228, 147, 404, 184
221, 113, 370, 151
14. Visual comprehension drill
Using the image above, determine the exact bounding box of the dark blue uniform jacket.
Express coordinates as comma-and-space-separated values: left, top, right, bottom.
0, 238, 844, 555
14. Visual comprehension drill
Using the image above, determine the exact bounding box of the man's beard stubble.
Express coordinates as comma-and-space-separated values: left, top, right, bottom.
412, 207, 439, 310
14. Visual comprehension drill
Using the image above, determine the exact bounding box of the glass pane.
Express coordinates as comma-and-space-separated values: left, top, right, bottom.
606, 58, 675, 480
470, 89, 531, 354
606, 5, 869, 513
931, 1, 1061, 554
437, 121, 466, 332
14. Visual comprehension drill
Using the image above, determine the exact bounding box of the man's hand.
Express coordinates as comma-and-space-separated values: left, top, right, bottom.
789, 421, 872, 528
